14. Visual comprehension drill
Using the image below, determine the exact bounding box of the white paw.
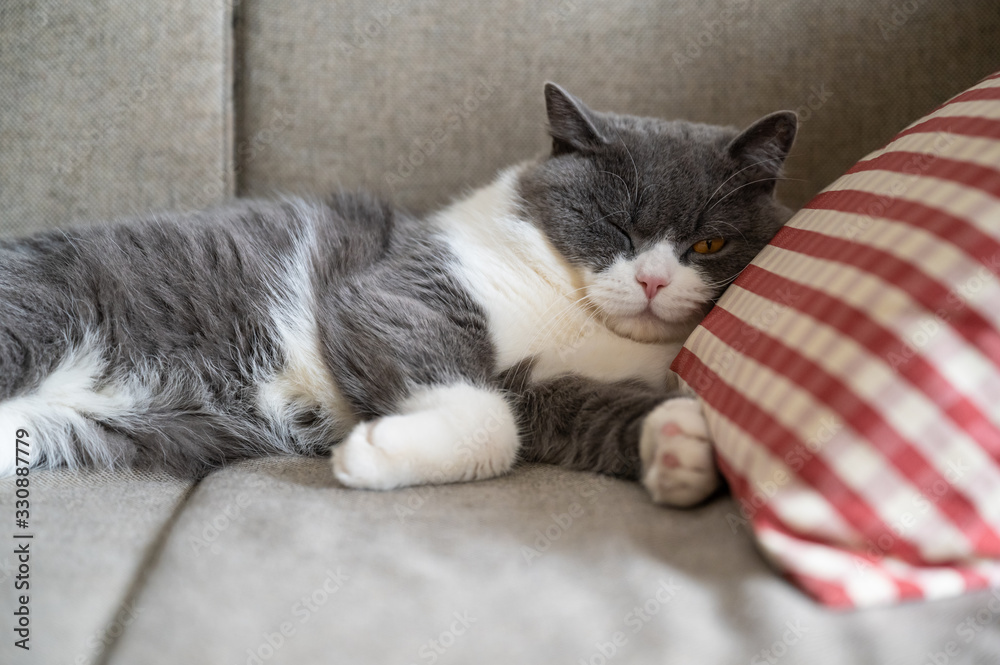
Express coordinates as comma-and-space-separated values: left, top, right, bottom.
639, 397, 719, 507
332, 418, 409, 490
332, 384, 520, 491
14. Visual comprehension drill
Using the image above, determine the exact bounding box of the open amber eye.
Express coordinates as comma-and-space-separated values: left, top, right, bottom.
692, 237, 726, 254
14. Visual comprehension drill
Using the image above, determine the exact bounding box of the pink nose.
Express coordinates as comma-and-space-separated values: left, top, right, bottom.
637, 274, 669, 300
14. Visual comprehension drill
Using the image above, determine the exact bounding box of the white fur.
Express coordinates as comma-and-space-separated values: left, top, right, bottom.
257, 211, 358, 448
587, 242, 713, 343
0, 331, 147, 475
1, 177, 708, 498
332, 382, 518, 489
640, 397, 719, 507
433, 166, 681, 390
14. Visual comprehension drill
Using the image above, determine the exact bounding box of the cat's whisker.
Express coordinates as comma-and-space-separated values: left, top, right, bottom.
638, 182, 666, 200
537, 293, 604, 355
705, 157, 782, 207
571, 297, 605, 345
605, 127, 640, 208
597, 171, 631, 201
534, 293, 605, 360
706, 220, 748, 246
700, 274, 742, 289
700, 264, 753, 289
529, 293, 597, 351
586, 209, 630, 230
504, 287, 596, 385
707, 177, 791, 211
620, 135, 641, 208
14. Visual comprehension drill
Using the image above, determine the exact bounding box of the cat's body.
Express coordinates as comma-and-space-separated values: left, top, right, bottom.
0, 84, 796, 506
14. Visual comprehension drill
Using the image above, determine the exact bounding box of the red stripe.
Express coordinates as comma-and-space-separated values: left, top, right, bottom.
713, 416, 915, 606
982, 72, 1000, 82
713, 451, 864, 554
786, 571, 855, 608
768, 226, 1000, 365
895, 116, 1000, 142
954, 567, 991, 592
806, 189, 1000, 280
717, 452, 904, 563
892, 574, 932, 602
774, 544, 992, 607
671, 348, 928, 564
849, 151, 1000, 198
943, 87, 1000, 105
927, 87, 1000, 117
713, 454, 806, 550
737, 264, 1000, 461
701, 307, 1000, 556
882, 562, 990, 601
715, 451, 854, 609
754, 516, 991, 607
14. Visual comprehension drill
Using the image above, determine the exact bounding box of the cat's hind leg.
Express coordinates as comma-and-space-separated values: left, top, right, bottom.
0, 336, 141, 476
332, 383, 519, 490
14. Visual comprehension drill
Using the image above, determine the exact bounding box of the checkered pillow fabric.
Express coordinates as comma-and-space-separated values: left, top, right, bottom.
673, 72, 1000, 608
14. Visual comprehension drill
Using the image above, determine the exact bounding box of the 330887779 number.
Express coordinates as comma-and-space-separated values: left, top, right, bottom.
14, 429, 30, 527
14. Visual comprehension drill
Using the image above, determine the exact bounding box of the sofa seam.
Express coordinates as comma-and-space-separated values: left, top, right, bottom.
89, 479, 203, 665
223, 0, 236, 199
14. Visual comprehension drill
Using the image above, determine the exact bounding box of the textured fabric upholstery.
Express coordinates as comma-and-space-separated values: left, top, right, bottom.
0, 0, 234, 237
0, 469, 192, 665
105, 460, 1000, 664
235, 0, 1000, 213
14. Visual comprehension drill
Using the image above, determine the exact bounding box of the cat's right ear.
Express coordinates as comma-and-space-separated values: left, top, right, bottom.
726, 111, 798, 171
544, 83, 606, 156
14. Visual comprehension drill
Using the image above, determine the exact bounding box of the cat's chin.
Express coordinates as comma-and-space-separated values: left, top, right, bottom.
603, 311, 696, 345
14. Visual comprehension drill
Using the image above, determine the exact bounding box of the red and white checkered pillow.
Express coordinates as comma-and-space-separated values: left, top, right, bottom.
673, 71, 1000, 608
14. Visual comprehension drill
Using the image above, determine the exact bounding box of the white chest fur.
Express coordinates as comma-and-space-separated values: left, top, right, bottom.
435, 167, 679, 391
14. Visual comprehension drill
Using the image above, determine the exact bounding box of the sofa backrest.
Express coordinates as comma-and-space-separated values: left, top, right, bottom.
2, 0, 998, 235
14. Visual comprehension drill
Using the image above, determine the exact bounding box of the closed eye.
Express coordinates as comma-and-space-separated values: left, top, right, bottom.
605, 219, 634, 250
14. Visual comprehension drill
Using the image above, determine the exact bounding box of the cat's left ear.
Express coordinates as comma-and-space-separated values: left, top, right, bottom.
726, 111, 798, 178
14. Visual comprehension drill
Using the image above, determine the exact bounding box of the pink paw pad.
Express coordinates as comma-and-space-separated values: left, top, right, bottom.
660, 422, 683, 437
660, 452, 681, 469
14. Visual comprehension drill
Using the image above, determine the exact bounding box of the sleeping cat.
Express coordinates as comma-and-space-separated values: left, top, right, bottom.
0, 83, 796, 507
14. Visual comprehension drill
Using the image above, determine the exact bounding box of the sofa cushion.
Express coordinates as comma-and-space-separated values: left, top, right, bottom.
234, 0, 1000, 213
673, 72, 1000, 608
98, 458, 1000, 664
0, 469, 192, 664
0, 0, 234, 237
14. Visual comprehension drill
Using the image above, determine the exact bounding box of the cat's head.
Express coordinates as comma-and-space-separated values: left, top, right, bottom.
517, 83, 797, 344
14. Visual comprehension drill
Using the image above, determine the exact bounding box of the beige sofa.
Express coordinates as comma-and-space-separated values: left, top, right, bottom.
2, 2, 999, 663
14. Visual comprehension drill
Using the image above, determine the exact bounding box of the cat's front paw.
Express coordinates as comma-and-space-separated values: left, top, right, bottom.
332, 419, 405, 490
639, 397, 719, 507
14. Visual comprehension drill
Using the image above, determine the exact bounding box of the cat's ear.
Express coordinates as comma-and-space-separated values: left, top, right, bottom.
726, 111, 798, 173
544, 82, 606, 156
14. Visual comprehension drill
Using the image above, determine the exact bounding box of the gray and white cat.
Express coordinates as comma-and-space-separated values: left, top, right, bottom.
0, 84, 796, 507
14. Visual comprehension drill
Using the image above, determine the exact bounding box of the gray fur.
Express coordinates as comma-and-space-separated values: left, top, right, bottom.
502, 367, 664, 479
507, 85, 796, 481
520, 84, 795, 283
0, 84, 796, 480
